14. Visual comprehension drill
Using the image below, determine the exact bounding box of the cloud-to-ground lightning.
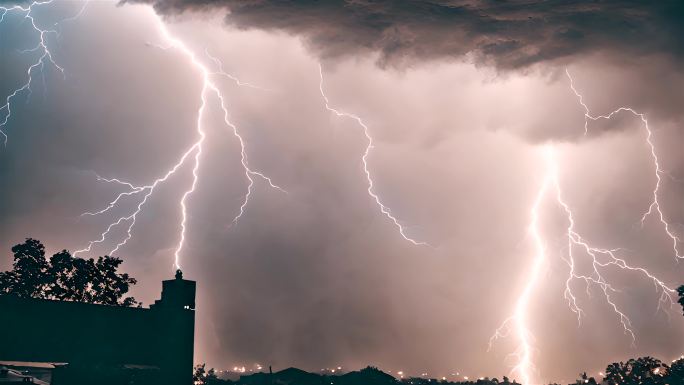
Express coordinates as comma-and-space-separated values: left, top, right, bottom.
317, 64, 427, 246
489, 154, 551, 385
0, 0, 67, 145
75, 9, 284, 269
490, 71, 681, 383
8, 3, 682, 382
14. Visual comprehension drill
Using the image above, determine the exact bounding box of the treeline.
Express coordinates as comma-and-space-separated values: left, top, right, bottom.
193, 356, 684, 385
0, 238, 138, 306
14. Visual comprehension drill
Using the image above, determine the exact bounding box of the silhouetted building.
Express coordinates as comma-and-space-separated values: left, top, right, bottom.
0, 365, 50, 384
0, 271, 195, 385
0, 362, 54, 384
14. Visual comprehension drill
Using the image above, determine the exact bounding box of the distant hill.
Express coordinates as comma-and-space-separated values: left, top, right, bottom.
240, 367, 327, 385
226, 366, 507, 385
335, 366, 397, 385
232, 366, 397, 385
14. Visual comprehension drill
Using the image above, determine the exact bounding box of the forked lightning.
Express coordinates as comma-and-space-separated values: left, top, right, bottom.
75, 9, 284, 269
490, 71, 680, 384
318, 64, 427, 246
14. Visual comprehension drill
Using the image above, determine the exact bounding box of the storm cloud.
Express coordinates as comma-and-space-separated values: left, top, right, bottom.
124, 0, 684, 69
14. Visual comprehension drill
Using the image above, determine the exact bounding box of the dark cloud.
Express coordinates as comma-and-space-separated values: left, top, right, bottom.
123, 0, 684, 69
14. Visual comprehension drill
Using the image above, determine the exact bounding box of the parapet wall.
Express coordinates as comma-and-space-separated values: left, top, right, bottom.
0, 275, 195, 385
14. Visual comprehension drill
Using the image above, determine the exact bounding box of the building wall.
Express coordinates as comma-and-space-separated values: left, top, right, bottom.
0, 277, 195, 385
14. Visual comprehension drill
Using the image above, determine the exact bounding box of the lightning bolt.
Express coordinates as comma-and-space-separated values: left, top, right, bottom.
491, 146, 677, 384
317, 64, 426, 246
75, 8, 284, 270
10, 4, 680, 381
205, 48, 271, 91
566, 69, 682, 260
5, 1, 423, 267
489, 148, 550, 385
0, 0, 68, 145
490, 71, 680, 384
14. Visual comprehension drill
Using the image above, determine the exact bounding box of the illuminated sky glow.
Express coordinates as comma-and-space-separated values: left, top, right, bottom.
1, 2, 683, 384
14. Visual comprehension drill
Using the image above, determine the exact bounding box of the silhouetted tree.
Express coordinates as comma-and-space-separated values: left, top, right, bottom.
678, 284, 684, 315
604, 357, 668, 385
0, 238, 137, 306
194, 364, 231, 384
0, 238, 49, 298
669, 358, 684, 382
574, 372, 597, 384
194, 364, 214, 383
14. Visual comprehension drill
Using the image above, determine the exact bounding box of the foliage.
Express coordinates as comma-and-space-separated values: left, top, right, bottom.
604, 356, 670, 385
0, 238, 138, 306
670, 358, 684, 380
573, 372, 597, 384
194, 364, 225, 385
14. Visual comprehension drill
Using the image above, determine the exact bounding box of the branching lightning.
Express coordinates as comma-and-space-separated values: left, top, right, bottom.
205, 48, 271, 91
317, 64, 427, 246
74, 9, 284, 269
6, 1, 422, 273
6, 3, 682, 382
0, 0, 66, 145
490, 71, 680, 384
566, 69, 682, 260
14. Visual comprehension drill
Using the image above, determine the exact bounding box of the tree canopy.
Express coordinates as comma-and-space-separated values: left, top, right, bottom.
194, 364, 222, 385
0, 238, 138, 307
603, 356, 674, 385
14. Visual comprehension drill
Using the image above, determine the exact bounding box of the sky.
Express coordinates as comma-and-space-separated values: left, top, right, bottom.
1, 1, 683, 383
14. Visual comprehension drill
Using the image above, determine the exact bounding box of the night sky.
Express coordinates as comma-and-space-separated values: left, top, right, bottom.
1, 1, 683, 384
